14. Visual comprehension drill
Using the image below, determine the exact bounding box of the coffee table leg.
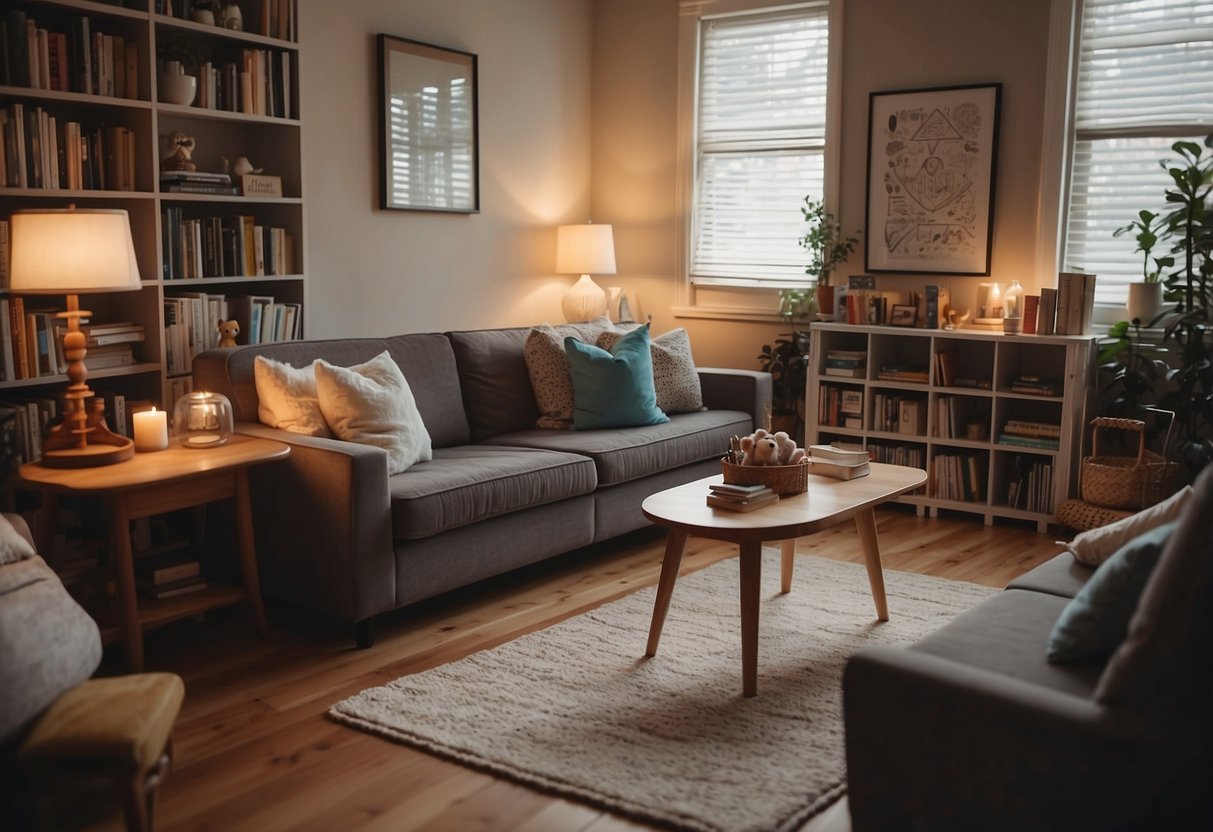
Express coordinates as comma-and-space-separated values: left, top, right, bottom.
645, 528, 689, 657
780, 539, 796, 594
739, 540, 762, 697
855, 507, 889, 621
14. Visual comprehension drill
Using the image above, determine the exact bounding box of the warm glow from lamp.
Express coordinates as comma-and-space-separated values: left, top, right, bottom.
556, 223, 616, 323
10, 207, 142, 467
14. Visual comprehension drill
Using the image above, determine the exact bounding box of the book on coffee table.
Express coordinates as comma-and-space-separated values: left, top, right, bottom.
706, 491, 780, 512
808, 459, 871, 480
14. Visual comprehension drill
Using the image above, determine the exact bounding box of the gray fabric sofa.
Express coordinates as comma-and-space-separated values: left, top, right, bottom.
193, 326, 769, 646
842, 468, 1213, 831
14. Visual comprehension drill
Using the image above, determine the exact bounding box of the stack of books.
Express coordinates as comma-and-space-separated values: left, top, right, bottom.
1008, 374, 1062, 397
876, 363, 929, 383
135, 554, 207, 600
807, 444, 871, 479
824, 349, 867, 378
706, 482, 779, 512
997, 419, 1061, 450
160, 170, 238, 195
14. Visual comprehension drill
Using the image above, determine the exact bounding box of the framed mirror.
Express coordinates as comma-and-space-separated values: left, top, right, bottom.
377, 34, 479, 213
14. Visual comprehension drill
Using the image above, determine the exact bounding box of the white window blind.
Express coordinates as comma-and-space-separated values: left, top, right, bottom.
691, 5, 830, 286
1064, 0, 1213, 306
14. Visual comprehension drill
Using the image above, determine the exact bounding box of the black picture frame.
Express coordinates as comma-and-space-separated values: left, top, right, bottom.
864, 83, 1001, 274
889, 304, 919, 327
378, 34, 480, 213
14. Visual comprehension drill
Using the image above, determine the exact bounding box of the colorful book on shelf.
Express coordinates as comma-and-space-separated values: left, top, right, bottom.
1002, 419, 1061, 438
808, 459, 870, 480
996, 434, 1060, 450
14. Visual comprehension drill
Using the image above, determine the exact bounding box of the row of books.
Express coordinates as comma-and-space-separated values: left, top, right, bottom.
817, 384, 863, 429
1039, 272, 1096, 336
933, 396, 986, 440
1, 103, 137, 190
186, 48, 295, 120
866, 442, 926, 469
0, 391, 145, 465
3, 297, 143, 381
823, 348, 866, 379
872, 393, 926, 436
931, 452, 986, 503
705, 482, 778, 512
156, 1, 299, 43
1, 11, 139, 98
1006, 456, 1054, 512
161, 208, 296, 280
164, 292, 299, 375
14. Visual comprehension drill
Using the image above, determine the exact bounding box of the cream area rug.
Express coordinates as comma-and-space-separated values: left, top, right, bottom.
330, 552, 996, 832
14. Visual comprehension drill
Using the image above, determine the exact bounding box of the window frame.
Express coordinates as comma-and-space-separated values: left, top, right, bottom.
674, 0, 845, 321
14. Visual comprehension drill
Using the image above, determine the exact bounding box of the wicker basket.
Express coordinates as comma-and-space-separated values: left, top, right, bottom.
1080, 416, 1176, 511
1055, 498, 1134, 532
721, 458, 809, 496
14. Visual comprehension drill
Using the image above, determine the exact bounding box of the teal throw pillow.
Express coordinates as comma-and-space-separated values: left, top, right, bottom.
564, 324, 669, 430
1047, 521, 1177, 664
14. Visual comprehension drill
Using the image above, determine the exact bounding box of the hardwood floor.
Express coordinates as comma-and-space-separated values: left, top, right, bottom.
74, 507, 1062, 832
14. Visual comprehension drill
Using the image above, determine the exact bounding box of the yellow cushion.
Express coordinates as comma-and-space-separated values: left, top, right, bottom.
19, 673, 184, 771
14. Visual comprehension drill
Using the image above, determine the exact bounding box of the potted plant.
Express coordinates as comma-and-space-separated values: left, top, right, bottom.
776, 288, 817, 321
1114, 209, 1172, 324
798, 197, 859, 321
757, 330, 810, 440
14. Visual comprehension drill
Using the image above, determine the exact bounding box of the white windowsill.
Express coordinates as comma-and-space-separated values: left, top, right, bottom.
672, 304, 807, 324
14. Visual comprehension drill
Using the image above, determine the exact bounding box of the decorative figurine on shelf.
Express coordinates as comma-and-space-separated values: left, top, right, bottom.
216, 319, 240, 348
161, 131, 197, 172
224, 156, 264, 177
943, 305, 971, 331
222, 3, 244, 31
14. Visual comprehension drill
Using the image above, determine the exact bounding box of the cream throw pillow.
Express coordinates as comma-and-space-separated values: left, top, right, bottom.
597, 327, 704, 414
314, 351, 432, 474
1066, 485, 1192, 566
524, 317, 617, 429
254, 356, 331, 437
0, 514, 35, 565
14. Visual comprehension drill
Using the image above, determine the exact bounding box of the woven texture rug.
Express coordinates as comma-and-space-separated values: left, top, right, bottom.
330, 553, 996, 832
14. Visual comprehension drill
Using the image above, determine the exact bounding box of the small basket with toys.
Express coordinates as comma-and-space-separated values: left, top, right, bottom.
722, 428, 809, 496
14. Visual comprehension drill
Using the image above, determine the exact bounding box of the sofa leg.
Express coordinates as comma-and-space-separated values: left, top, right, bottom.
355, 618, 375, 649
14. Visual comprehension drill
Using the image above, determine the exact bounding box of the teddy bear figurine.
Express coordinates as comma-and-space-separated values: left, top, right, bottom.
216, 318, 240, 348
771, 430, 807, 465
740, 429, 780, 466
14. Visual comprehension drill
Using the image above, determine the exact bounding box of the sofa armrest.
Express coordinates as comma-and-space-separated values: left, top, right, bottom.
697, 368, 771, 428
844, 646, 1186, 831
233, 423, 395, 623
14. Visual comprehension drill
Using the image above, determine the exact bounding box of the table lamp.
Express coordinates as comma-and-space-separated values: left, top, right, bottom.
556, 222, 616, 323
10, 206, 142, 467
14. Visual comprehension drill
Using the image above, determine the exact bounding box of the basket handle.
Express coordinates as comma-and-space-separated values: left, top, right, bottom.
1089, 417, 1146, 465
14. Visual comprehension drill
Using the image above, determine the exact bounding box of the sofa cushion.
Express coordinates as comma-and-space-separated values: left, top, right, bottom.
598, 327, 704, 414
389, 445, 597, 540
447, 327, 540, 441
1064, 484, 1191, 566
384, 333, 471, 447
488, 409, 751, 486
0, 513, 35, 565
524, 318, 619, 429
253, 355, 331, 437
315, 352, 433, 475
1005, 552, 1093, 598
1048, 522, 1176, 664
911, 589, 1102, 698
565, 326, 668, 430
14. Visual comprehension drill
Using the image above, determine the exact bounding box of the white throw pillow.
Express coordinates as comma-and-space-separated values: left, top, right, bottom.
1066, 484, 1193, 566
254, 355, 331, 437
0, 514, 35, 565
314, 351, 432, 474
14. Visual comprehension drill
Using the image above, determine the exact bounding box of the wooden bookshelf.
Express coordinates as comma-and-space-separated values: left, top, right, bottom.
0, 0, 304, 460
807, 323, 1096, 532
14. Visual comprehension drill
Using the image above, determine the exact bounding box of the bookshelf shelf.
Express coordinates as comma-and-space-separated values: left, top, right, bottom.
808, 323, 1096, 533
2, 0, 305, 461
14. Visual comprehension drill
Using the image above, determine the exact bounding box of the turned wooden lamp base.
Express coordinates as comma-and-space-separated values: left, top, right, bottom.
38, 298, 135, 469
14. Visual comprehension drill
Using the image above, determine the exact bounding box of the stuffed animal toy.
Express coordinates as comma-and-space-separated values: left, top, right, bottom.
739, 429, 780, 466
216, 318, 240, 348
771, 431, 807, 465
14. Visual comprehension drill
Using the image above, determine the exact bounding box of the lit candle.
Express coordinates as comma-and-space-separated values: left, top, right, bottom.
133, 408, 168, 452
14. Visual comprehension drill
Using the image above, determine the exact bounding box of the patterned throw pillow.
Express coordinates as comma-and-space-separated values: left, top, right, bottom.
598, 327, 704, 414
523, 317, 618, 429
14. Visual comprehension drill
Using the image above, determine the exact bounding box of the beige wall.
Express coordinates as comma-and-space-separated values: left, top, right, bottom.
590, 0, 1053, 369
301, 0, 594, 337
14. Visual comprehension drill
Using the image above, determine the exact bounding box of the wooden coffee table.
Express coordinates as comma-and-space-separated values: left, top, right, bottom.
642, 463, 928, 696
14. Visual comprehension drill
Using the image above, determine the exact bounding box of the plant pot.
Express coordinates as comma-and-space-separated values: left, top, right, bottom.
1126, 282, 1163, 325
158, 69, 197, 106
815, 285, 835, 321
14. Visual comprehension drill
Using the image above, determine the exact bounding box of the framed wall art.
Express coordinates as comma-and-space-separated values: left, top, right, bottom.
864, 83, 1001, 274
378, 34, 480, 213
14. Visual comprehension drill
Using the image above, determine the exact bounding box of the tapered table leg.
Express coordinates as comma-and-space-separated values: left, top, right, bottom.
234, 468, 269, 638
109, 495, 143, 672
645, 528, 689, 656
780, 539, 796, 594
739, 539, 762, 697
855, 507, 889, 621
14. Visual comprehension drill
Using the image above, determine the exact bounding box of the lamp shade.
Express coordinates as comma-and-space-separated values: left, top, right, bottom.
10, 208, 142, 294
556, 223, 616, 276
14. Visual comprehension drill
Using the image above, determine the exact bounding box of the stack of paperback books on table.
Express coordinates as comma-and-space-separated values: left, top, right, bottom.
807, 443, 871, 480
706, 482, 779, 512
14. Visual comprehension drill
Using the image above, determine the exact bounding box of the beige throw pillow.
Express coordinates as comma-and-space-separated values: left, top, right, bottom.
254, 356, 331, 437
597, 327, 704, 414
1066, 485, 1193, 566
524, 317, 617, 429
314, 351, 432, 474
0, 514, 35, 565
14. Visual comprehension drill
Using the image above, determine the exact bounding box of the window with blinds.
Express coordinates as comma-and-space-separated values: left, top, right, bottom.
1064, 0, 1213, 307
691, 4, 830, 286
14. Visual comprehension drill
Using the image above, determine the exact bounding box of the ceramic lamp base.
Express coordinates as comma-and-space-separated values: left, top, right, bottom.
562, 274, 607, 323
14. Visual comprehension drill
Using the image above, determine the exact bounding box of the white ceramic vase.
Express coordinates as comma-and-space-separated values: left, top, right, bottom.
158, 62, 197, 106
1126, 282, 1163, 324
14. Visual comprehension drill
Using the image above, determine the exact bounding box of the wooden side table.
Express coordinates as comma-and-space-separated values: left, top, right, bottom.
19, 434, 290, 671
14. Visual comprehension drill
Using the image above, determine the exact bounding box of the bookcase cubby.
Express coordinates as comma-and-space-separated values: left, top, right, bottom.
808, 323, 1096, 532
1, 0, 303, 463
